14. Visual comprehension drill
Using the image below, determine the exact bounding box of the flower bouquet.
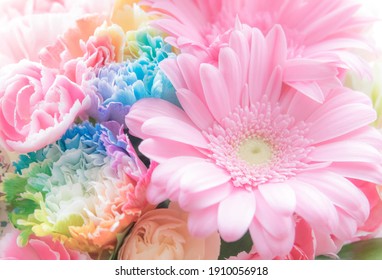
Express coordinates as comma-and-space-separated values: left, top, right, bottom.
1, 0, 382, 260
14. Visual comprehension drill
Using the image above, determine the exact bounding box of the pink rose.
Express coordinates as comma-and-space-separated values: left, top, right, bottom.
118, 205, 221, 260
0, 227, 90, 260
0, 60, 90, 153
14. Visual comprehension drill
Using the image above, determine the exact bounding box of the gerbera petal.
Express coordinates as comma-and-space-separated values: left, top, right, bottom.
139, 137, 205, 163
296, 171, 369, 223
177, 54, 204, 99
200, 63, 231, 122
229, 29, 250, 84
219, 47, 242, 108
141, 116, 208, 148
179, 182, 233, 211
255, 191, 295, 239
218, 189, 256, 242
288, 179, 339, 233
310, 140, 382, 163
147, 156, 204, 204
177, 88, 214, 130
159, 57, 187, 90
288, 82, 325, 103
258, 183, 296, 216
307, 103, 376, 144
248, 28, 267, 102
249, 218, 295, 259
126, 98, 192, 139
188, 204, 219, 237
179, 162, 231, 193
328, 162, 382, 185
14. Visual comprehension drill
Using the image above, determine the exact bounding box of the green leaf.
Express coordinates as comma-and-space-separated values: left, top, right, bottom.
337, 238, 382, 260
3, 175, 28, 202
219, 231, 253, 260
109, 223, 135, 260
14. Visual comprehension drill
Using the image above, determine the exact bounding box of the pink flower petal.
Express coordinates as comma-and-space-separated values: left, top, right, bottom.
126, 98, 193, 139
328, 162, 382, 185
188, 204, 219, 237
139, 137, 205, 163
296, 171, 369, 223
177, 88, 214, 130
218, 47, 242, 108
141, 116, 208, 148
288, 179, 339, 233
200, 63, 231, 122
249, 218, 295, 259
310, 140, 382, 163
258, 183, 296, 216
255, 190, 295, 239
147, 156, 205, 204
307, 103, 376, 144
179, 182, 233, 211
179, 162, 231, 193
218, 189, 256, 242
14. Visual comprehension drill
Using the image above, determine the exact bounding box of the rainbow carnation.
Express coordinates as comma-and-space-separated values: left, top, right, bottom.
85, 30, 179, 125
3, 121, 152, 256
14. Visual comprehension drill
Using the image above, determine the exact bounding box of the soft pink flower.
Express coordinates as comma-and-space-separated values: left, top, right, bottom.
230, 218, 315, 260
126, 26, 382, 259
118, 204, 220, 260
0, 60, 90, 153
0, 0, 113, 23
143, 0, 374, 81
0, 1, 113, 68
0, 227, 90, 260
355, 180, 382, 236
40, 15, 118, 84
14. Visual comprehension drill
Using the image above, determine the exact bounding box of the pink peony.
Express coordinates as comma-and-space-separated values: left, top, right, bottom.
118, 204, 220, 260
0, 227, 90, 260
126, 26, 382, 259
0, 60, 90, 153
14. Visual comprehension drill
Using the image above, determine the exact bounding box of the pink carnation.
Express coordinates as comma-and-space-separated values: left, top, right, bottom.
0, 227, 90, 260
0, 1, 113, 68
40, 15, 116, 84
0, 60, 90, 153
126, 26, 382, 259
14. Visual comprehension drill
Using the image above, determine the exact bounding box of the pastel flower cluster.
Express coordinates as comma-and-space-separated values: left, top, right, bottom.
1, 0, 382, 260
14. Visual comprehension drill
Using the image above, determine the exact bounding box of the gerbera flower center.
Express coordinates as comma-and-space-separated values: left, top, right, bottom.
204, 100, 312, 189
237, 137, 273, 165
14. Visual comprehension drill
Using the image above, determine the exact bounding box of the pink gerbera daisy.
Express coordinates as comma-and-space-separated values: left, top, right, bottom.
125, 26, 382, 259
143, 0, 374, 89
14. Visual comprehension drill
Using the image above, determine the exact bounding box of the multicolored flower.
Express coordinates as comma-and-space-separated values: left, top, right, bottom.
126, 26, 382, 259
84, 30, 178, 125
2, 121, 153, 256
